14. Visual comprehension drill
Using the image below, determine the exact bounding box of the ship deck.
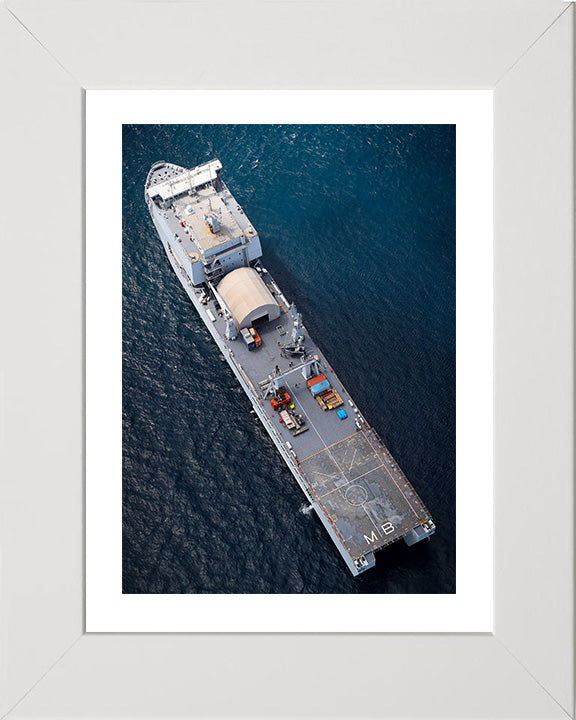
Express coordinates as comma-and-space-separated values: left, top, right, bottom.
200, 273, 432, 560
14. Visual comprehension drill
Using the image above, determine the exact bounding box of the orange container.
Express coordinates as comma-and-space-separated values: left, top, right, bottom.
306, 373, 326, 389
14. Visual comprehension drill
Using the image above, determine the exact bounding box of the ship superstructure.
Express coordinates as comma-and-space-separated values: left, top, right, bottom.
145, 159, 435, 576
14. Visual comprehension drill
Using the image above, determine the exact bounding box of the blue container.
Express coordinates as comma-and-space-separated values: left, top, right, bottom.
337, 409, 348, 420
310, 380, 330, 396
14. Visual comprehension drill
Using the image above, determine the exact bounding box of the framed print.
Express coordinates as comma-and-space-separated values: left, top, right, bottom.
86, 91, 492, 633
1, 1, 573, 718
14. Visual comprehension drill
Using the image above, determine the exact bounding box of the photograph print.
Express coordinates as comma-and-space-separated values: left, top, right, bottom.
122, 124, 455, 594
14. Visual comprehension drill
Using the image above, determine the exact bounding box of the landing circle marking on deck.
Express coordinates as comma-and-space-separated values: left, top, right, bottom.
345, 485, 368, 506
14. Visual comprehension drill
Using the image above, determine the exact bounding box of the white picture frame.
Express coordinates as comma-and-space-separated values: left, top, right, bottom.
1, 1, 573, 718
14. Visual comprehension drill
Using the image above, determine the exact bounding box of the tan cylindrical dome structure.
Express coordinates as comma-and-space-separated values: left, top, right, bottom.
217, 267, 280, 329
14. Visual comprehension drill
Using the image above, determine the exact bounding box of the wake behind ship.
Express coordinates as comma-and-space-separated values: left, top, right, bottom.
145, 158, 435, 576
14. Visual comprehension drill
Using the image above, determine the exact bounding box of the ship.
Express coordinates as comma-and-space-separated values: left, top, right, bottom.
144, 158, 435, 576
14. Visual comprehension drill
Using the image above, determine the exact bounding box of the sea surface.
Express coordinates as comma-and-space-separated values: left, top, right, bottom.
122, 124, 455, 594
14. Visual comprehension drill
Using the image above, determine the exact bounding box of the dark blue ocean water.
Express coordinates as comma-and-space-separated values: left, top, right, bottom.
122, 124, 455, 594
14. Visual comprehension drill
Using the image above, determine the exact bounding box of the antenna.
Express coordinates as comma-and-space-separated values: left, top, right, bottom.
224, 313, 237, 340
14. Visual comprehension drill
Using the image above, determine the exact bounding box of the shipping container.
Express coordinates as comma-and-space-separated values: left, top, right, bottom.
306, 373, 327, 389
248, 327, 263, 347
310, 379, 330, 396
240, 327, 255, 350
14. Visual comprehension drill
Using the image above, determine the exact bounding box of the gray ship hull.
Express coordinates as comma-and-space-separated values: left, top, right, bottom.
145, 160, 435, 576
